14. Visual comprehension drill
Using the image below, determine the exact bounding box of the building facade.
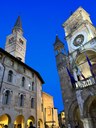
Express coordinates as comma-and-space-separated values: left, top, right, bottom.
54, 7, 96, 128
42, 92, 59, 128
0, 16, 44, 128
0, 16, 59, 128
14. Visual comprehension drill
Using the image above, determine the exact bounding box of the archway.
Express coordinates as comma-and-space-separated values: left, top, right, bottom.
83, 95, 96, 128
14, 115, 25, 128
38, 119, 43, 128
0, 114, 11, 128
89, 98, 96, 127
73, 106, 84, 128
27, 116, 35, 127
68, 100, 84, 128
75, 49, 96, 78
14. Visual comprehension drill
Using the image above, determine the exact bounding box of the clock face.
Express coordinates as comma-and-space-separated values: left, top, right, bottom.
73, 34, 84, 47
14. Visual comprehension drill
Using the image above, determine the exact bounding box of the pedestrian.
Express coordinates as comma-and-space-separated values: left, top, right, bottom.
17, 124, 22, 128
29, 122, 35, 128
4, 125, 8, 128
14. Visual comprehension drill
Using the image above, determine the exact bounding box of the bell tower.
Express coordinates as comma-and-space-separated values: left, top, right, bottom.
5, 16, 27, 63
54, 35, 76, 127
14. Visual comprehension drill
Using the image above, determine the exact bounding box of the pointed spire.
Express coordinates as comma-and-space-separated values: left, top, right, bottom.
13, 16, 23, 32
55, 34, 61, 42
54, 35, 63, 44
54, 35, 64, 51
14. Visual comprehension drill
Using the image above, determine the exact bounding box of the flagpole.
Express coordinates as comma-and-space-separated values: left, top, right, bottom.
72, 63, 84, 121
83, 51, 96, 83
66, 67, 76, 88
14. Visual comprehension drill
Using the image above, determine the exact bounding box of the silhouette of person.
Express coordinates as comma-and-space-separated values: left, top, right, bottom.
17, 124, 21, 128
29, 122, 35, 128
4, 125, 8, 128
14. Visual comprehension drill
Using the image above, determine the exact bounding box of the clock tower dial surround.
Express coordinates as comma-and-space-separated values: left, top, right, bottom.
63, 7, 96, 54
70, 31, 87, 52
73, 34, 84, 47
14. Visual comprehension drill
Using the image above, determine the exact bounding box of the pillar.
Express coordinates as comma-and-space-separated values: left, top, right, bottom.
8, 123, 14, 128
25, 122, 28, 128
82, 118, 93, 128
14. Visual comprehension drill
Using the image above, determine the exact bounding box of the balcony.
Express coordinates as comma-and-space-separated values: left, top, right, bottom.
75, 76, 96, 90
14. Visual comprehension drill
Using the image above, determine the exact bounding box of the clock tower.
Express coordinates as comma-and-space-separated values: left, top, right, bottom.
5, 16, 27, 63
54, 35, 76, 127
62, 7, 96, 54
62, 7, 96, 78
54, 7, 96, 128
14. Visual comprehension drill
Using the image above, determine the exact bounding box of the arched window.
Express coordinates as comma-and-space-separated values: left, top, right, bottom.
3, 90, 11, 105
0, 53, 3, 60
32, 82, 34, 91
31, 98, 34, 108
20, 94, 24, 107
32, 72, 34, 77
8, 70, 13, 82
22, 77, 25, 87
41, 103, 43, 112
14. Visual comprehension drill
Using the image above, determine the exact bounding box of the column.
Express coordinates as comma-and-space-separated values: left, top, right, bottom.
25, 122, 28, 128
52, 108, 54, 127
82, 118, 93, 128
68, 123, 71, 128
86, 24, 94, 39
44, 108, 46, 127
0, 94, 3, 105
22, 122, 25, 128
8, 123, 14, 128
73, 69, 78, 81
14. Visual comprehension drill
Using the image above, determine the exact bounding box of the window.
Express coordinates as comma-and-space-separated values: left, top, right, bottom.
38, 121, 40, 127
32, 72, 34, 78
20, 94, 24, 107
9, 37, 14, 44
8, 70, 13, 82
23, 67, 26, 73
0, 53, 3, 60
32, 82, 34, 91
31, 98, 34, 108
16, 57, 22, 61
22, 77, 25, 87
3, 90, 11, 105
41, 103, 43, 112
19, 38, 24, 45
10, 60, 14, 66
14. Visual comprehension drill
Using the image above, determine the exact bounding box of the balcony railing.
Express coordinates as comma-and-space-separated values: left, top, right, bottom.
75, 76, 96, 90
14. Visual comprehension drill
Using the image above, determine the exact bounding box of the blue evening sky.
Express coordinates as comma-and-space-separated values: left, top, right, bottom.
0, 0, 96, 113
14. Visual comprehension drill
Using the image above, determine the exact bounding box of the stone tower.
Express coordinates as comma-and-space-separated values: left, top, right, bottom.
62, 7, 96, 78
5, 16, 27, 62
54, 35, 76, 127
54, 7, 96, 128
